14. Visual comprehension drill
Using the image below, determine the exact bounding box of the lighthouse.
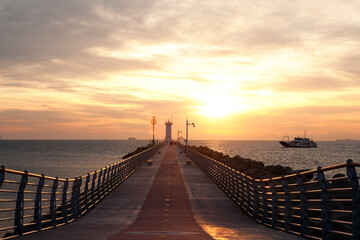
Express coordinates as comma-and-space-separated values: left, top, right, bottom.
165, 119, 173, 145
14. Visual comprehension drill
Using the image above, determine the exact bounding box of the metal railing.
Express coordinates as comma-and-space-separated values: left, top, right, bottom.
179, 144, 360, 240
0, 144, 162, 239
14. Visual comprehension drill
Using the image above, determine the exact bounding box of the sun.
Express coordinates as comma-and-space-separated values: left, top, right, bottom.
195, 92, 246, 118
197, 99, 233, 117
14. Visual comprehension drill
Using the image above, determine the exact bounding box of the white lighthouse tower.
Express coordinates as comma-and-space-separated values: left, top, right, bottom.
165, 119, 173, 145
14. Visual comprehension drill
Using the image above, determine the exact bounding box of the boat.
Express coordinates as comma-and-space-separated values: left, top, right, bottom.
279, 132, 317, 148
127, 137, 137, 141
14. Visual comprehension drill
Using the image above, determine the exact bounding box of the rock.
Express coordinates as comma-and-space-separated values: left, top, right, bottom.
189, 145, 296, 179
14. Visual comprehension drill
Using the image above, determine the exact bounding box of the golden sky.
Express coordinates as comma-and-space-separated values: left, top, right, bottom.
1, 0, 360, 140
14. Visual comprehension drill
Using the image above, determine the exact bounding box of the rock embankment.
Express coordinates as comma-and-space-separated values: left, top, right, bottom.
190, 145, 293, 179
122, 144, 153, 159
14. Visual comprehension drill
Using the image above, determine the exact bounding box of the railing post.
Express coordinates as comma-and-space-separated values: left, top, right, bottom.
91, 172, 97, 207
235, 174, 243, 207
238, 175, 246, 210
281, 176, 291, 232
105, 165, 112, 194
15, 171, 28, 236
77, 177, 82, 217
0, 166, 5, 188
346, 159, 360, 240
71, 177, 81, 220
296, 172, 308, 238
101, 168, 107, 199
317, 167, 331, 240
260, 181, 267, 224
109, 165, 116, 191
119, 162, 125, 183
104, 167, 109, 196
34, 174, 45, 231
62, 179, 69, 224
245, 177, 252, 215
84, 173, 90, 213
253, 181, 260, 221
50, 177, 59, 227
96, 170, 103, 203
270, 180, 278, 229
114, 163, 120, 187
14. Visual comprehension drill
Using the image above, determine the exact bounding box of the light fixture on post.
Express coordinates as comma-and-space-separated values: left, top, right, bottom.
177, 130, 182, 144
186, 118, 195, 155
150, 116, 157, 146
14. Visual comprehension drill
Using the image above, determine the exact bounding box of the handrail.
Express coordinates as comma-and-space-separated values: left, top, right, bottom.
179, 143, 360, 240
0, 144, 163, 239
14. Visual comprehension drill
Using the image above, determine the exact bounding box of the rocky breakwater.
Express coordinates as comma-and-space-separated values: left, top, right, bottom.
190, 145, 293, 179
122, 144, 154, 159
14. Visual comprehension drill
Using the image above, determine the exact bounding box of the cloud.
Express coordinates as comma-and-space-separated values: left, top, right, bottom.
272, 76, 350, 92
1, 0, 360, 139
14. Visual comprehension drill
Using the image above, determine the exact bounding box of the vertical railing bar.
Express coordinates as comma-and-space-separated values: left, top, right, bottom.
253, 180, 260, 221
15, 171, 28, 236
281, 175, 291, 233
0, 166, 5, 188
90, 172, 97, 208
317, 166, 331, 240
260, 181, 266, 224
296, 172, 308, 238
96, 170, 103, 204
62, 179, 69, 224
71, 177, 79, 220
50, 177, 58, 227
270, 180, 278, 229
109, 165, 115, 191
107, 165, 114, 194
101, 168, 107, 199
104, 166, 110, 196
34, 175, 44, 231
346, 159, 360, 240
84, 173, 90, 213
245, 177, 252, 216
114, 163, 120, 187
77, 177, 82, 218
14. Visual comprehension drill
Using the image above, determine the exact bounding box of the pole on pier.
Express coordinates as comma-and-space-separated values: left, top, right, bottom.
150, 116, 157, 146
185, 117, 195, 155
177, 130, 182, 144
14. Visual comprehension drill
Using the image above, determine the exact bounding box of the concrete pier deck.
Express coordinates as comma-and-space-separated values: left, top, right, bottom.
20, 146, 301, 240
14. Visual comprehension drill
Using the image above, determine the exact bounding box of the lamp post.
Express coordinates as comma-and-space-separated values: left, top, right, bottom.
150, 116, 157, 145
186, 118, 195, 155
177, 130, 182, 144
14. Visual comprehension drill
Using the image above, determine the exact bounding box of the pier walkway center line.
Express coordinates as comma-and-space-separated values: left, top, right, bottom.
108, 146, 213, 240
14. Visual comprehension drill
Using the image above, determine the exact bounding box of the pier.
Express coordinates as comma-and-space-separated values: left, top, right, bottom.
0, 144, 359, 239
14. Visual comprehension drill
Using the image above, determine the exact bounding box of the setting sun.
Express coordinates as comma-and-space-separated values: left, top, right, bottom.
190, 82, 247, 118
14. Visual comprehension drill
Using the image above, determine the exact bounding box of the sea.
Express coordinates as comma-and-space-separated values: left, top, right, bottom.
0, 140, 359, 179
189, 140, 360, 172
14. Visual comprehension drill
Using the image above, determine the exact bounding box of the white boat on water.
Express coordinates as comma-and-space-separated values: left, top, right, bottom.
279, 132, 317, 148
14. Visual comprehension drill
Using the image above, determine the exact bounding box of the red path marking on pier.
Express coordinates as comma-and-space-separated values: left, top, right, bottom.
108, 146, 213, 240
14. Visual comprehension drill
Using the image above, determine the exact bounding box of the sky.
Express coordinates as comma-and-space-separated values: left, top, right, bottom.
1, 0, 360, 140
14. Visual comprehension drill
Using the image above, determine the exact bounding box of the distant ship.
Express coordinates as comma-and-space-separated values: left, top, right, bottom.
279, 132, 317, 148
128, 137, 137, 140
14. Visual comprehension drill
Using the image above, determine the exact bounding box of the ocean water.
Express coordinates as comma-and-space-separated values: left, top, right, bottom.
188, 140, 360, 171
0, 140, 150, 179
0, 140, 359, 179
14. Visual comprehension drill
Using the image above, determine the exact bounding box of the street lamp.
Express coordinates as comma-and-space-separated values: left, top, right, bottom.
150, 116, 157, 145
186, 119, 195, 155
177, 130, 182, 144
